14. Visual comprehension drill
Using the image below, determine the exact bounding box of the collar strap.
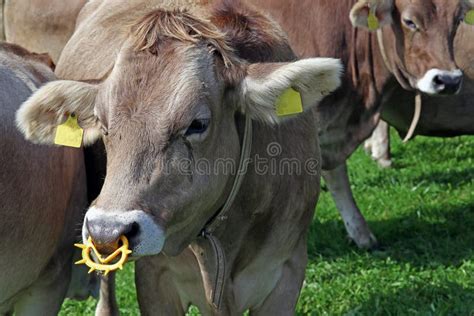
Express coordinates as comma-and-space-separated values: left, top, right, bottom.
376, 30, 421, 143
402, 92, 422, 143
203, 115, 253, 235
376, 29, 392, 73
195, 115, 253, 310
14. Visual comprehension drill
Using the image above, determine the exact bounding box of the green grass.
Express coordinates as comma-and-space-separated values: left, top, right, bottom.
60, 131, 474, 315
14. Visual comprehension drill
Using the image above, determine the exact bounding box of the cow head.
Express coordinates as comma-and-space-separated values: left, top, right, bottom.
16, 8, 342, 257
350, 0, 473, 95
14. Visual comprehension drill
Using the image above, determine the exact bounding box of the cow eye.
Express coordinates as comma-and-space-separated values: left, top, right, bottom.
403, 18, 418, 30
185, 118, 210, 136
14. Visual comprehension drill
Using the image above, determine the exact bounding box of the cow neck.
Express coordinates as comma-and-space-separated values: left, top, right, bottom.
376, 29, 422, 142
192, 114, 253, 310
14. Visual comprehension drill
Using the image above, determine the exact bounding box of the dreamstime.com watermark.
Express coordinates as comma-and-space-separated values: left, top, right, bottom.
162, 142, 319, 176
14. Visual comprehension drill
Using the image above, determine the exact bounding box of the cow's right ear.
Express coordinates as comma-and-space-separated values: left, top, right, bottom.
16, 80, 101, 146
350, 0, 393, 31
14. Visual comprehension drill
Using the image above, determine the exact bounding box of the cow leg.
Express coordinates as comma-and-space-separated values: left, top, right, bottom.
364, 120, 392, 168
250, 238, 307, 316
322, 163, 378, 249
13, 265, 70, 316
95, 273, 119, 316
135, 258, 186, 316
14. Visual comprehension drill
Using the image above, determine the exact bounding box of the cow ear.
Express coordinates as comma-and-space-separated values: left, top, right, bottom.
350, 0, 393, 31
16, 80, 101, 146
237, 58, 342, 124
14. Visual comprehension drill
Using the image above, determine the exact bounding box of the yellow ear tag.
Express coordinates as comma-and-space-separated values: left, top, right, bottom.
465, 10, 474, 25
367, 10, 380, 31
54, 114, 83, 148
276, 88, 303, 117
74, 236, 132, 275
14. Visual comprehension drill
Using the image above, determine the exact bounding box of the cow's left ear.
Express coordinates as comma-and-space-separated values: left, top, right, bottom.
16, 80, 101, 146
237, 58, 342, 124
350, 0, 393, 31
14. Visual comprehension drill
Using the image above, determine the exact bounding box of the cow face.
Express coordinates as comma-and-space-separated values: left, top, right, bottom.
351, 0, 473, 95
16, 10, 342, 257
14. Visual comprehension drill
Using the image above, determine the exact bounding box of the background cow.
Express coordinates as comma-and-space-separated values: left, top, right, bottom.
366, 22, 474, 167
16, 1, 343, 314
0, 43, 87, 315
249, 0, 473, 249
364, 24, 474, 167
1, 0, 87, 62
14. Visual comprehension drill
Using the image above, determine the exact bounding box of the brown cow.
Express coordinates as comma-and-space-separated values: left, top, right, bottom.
16, 1, 342, 314
366, 23, 474, 164
248, 0, 473, 248
1, 0, 87, 62
0, 43, 88, 315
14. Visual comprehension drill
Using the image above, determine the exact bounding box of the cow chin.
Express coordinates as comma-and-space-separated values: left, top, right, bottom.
82, 206, 166, 257
416, 69, 463, 96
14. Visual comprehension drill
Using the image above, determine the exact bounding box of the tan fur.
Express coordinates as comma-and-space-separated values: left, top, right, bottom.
0, 0, 5, 40
3, 0, 87, 62
131, 9, 235, 67
56, 0, 209, 80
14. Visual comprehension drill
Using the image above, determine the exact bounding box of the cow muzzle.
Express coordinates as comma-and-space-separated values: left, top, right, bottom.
82, 207, 165, 257
417, 69, 463, 95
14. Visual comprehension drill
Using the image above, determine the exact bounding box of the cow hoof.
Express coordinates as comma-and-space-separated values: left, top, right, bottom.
95, 306, 120, 316
376, 158, 392, 168
348, 233, 379, 250
363, 141, 372, 154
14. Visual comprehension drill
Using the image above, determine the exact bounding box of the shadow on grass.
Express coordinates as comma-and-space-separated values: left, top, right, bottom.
349, 282, 474, 315
350, 164, 474, 189
308, 202, 474, 268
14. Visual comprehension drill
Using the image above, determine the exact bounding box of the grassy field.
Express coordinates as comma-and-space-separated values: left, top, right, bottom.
60, 131, 474, 315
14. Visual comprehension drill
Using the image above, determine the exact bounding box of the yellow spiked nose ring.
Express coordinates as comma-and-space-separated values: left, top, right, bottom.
74, 235, 132, 275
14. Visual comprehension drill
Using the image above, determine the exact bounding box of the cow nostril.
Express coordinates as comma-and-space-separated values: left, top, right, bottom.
125, 222, 140, 241
434, 74, 462, 94
433, 75, 444, 87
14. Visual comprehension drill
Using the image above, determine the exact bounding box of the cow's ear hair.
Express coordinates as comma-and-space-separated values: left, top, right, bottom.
237, 58, 342, 124
350, 0, 393, 31
16, 80, 101, 146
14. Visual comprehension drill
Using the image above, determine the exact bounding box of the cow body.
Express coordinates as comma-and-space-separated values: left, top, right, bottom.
383, 79, 474, 138
0, 43, 87, 315
135, 115, 321, 314
2, 0, 87, 62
